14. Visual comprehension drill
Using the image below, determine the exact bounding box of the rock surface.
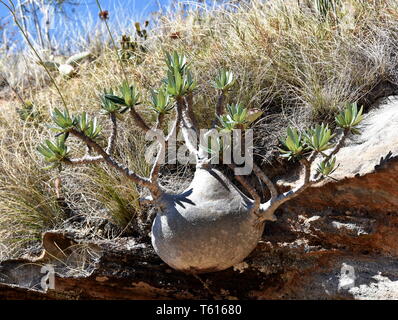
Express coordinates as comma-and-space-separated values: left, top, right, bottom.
1, 97, 398, 300
288, 96, 398, 213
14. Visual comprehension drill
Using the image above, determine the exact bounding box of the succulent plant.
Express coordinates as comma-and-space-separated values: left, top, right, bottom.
75, 112, 102, 140
317, 156, 338, 177
213, 69, 235, 92
279, 127, 304, 160
164, 52, 196, 97
335, 102, 363, 134
165, 51, 188, 74
100, 89, 122, 115
303, 123, 335, 153
37, 134, 69, 169
150, 86, 174, 114
104, 81, 141, 112
48, 108, 76, 133
37, 51, 365, 275
279, 102, 364, 163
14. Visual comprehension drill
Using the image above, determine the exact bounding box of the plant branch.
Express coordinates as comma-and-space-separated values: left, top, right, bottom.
179, 96, 198, 133
185, 93, 198, 129
252, 163, 278, 199
177, 97, 199, 159
212, 90, 225, 128
258, 137, 346, 223
63, 155, 104, 166
64, 113, 117, 166
130, 108, 151, 133
150, 110, 180, 183
216, 91, 226, 118
155, 113, 166, 130
300, 156, 313, 184
325, 129, 349, 160
258, 151, 317, 222
313, 129, 349, 180
69, 128, 162, 198
228, 164, 260, 212
105, 112, 117, 154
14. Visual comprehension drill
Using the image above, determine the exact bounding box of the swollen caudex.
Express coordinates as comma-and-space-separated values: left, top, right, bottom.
151, 167, 265, 273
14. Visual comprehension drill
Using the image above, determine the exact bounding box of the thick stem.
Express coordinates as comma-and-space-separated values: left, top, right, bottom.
130, 108, 151, 133
105, 113, 117, 154
64, 155, 104, 166
212, 91, 226, 128
150, 111, 180, 183
155, 113, 165, 130
259, 180, 315, 222
176, 97, 199, 160
185, 93, 198, 129
178, 97, 198, 133
257, 127, 351, 223
252, 163, 278, 199
228, 164, 260, 212
300, 156, 313, 184
69, 129, 163, 199
258, 152, 317, 222
216, 91, 226, 116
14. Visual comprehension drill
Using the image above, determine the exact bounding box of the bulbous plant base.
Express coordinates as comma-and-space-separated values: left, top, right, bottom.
151, 168, 265, 274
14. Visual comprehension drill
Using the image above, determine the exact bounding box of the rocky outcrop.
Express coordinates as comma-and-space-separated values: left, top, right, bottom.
287, 96, 398, 213
1, 97, 398, 300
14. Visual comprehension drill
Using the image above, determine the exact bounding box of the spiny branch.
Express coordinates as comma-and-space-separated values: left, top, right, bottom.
105, 113, 117, 154
150, 109, 180, 183
228, 164, 261, 212
216, 91, 226, 118
63, 155, 104, 166
212, 91, 226, 128
258, 131, 349, 222
130, 108, 151, 133
65, 112, 118, 165
185, 93, 198, 129
68, 128, 162, 198
252, 163, 278, 199
177, 97, 199, 159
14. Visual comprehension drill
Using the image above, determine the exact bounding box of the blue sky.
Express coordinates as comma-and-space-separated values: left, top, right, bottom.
0, 1, 167, 20
82, 0, 166, 19
0, 0, 176, 51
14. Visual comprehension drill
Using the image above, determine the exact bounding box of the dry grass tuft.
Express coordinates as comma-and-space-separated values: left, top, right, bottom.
0, 103, 64, 259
